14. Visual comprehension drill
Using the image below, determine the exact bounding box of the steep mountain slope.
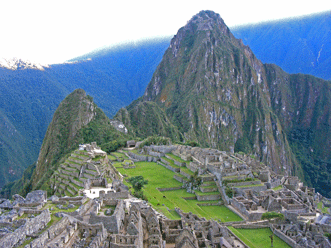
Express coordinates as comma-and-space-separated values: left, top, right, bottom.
0, 67, 70, 188
1, 89, 130, 197
115, 10, 331, 197
232, 11, 331, 80
31, 89, 130, 191
0, 38, 169, 188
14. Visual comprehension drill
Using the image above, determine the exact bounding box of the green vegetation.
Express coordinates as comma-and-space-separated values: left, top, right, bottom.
222, 177, 253, 186
318, 202, 330, 214
138, 136, 172, 148
261, 212, 284, 220
3, 89, 132, 196
235, 183, 264, 188
166, 153, 189, 163
128, 175, 148, 199
0, 37, 169, 193
118, 161, 241, 221
272, 185, 283, 191
228, 227, 291, 248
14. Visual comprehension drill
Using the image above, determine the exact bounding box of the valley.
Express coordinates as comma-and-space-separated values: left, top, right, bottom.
0, 8, 331, 248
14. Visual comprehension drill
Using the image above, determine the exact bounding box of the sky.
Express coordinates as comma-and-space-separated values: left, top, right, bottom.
1, 0, 330, 65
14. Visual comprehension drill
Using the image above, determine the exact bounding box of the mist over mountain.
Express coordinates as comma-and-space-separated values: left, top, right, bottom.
232, 11, 331, 80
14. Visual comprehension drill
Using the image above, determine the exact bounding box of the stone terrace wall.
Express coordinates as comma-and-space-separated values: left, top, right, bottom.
157, 187, 183, 192
157, 161, 180, 173
224, 226, 250, 248
196, 194, 221, 201
150, 145, 176, 154
227, 180, 262, 187
266, 179, 281, 189
234, 185, 267, 194
0, 209, 51, 248
173, 174, 186, 183
231, 198, 249, 219
272, 226, 299, 248
127, 152, 159, 162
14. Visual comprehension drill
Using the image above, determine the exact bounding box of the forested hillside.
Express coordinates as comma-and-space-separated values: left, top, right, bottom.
116, 10, 331, 197
0, 38, 169, 187
232, 11, 331, 80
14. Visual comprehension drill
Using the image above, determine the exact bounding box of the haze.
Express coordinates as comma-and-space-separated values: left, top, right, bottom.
1, 0, 330, 64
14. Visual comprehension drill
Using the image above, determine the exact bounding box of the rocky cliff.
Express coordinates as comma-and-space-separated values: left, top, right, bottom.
115, 10, 331, 197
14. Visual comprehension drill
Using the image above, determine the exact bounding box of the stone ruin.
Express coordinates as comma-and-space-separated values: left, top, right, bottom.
50, 142, 116, 197
1, 143, 331, 247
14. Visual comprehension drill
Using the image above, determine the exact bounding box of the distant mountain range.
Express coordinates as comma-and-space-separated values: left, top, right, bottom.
0, 38, 169, 188
232, 11, 331, 80
1, 10, 331, 195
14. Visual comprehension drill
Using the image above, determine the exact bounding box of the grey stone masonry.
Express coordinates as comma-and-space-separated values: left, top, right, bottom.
195, 193, 221, 201
157, 161, 180, 173
0, 209, 51, 248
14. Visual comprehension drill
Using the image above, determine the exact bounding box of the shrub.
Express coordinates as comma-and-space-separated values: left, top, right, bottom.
138, 136, 171, 148
261, 212, 284, 220
128, 176, 148, 191
225, 187, 234, 198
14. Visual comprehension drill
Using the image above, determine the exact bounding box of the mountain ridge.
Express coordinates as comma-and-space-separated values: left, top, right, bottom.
0, 39, 168, 188
232, 11, 331, 80
115, 10, 331, 197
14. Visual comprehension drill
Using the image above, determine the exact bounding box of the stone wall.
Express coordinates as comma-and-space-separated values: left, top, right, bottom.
165, 154, 186, 167
266, 179, 281, 189
157, 187, 183, 192
232, 224, 269, 229
227, 180, 262, 187
173, 174, 185, 183
149, 145, 176, 154
187, 162, 198, 172
225, 226, 250, 248
231, 198, 250, 219
0, 209, 51, 248
127, 152, 159, 162
149, 150, 164, 158
179, 170, 192, 179
100, 191, 129, 200
196, 194, 220, 201
234, 185, 267, 194
157, 161, 180, 173
231, 198, 263, 221
90, 200, 125, 233
272, 227, 299, 248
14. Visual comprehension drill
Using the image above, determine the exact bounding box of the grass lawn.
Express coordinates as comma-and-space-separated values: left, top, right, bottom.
228, 227, 291, 248
166, 153, 189, 164
117, 161, 242, 222
113, 162, 123, 168
111, 152, 128, 159
318, 201, 329, 214
272, 185, 283, 191
235, 183, 265, 188
107, 155, 117, 161
180, 167, 195, 176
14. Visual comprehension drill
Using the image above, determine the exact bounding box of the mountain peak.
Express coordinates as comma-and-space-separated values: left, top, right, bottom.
180, 10, 230, 36
187, 10, 226, 30
0, 57, 48, 71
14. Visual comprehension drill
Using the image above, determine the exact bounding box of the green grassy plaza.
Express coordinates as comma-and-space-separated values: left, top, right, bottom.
117, 161, 242, 221
228, 227, 291, 248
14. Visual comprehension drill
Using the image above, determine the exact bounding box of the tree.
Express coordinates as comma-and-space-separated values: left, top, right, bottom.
128, 176, 148, 191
